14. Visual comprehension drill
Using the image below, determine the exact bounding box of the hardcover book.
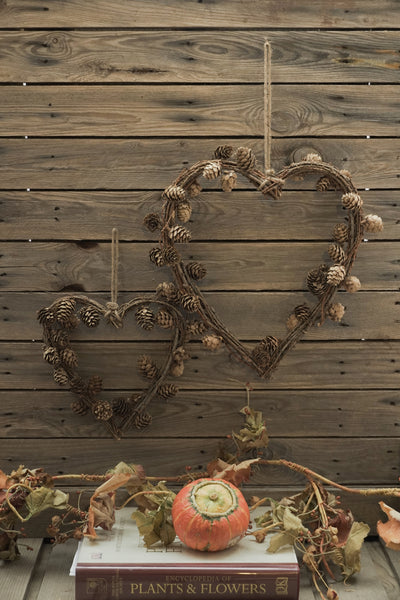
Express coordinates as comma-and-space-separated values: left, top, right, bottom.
71, 507, 299, 600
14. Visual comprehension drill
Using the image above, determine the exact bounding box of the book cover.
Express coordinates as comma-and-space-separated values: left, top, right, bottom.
73, 507, 299, 600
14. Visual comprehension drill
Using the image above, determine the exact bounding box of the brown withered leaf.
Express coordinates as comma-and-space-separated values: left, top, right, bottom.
207, 458, 259, 486
232, 406, 269, 453
84, 471, 132, 539
132, 487, 176, 549
91, 493, 115, 530
377, 501, 400, 551
107, 462, 146, 495
328, 508, 354, 547
133, 481, 176, 512
25, 487, 69, 519
0, 533, 20, 561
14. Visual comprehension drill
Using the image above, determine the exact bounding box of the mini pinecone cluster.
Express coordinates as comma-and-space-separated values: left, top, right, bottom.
38, 296, 188, 438
144, 145, 383, 380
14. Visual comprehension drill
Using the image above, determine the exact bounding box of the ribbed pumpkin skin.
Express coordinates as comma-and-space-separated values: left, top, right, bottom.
171, 478, 250, 552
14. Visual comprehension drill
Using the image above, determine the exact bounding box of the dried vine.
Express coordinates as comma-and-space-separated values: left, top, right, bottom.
146, 145, 383, 379
38, 294, 188, 439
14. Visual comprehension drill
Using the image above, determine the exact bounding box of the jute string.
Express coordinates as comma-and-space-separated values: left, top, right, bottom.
264, 40, 272, 172
105, 227, 123, 327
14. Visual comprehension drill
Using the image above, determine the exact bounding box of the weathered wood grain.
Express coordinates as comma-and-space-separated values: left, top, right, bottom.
1, 31, 399, 84
0, 389, 399, 438
0, 241, 396, 292
1, 436, 399, 486
1, 190, 396, 241
1, 1, 399, 29
0, 84, 398, 137
1, 341, 399, 390
2, 291, 398, 342
33, 542, 76, 600
0, 539, 43, 600
0, 138, 398, 190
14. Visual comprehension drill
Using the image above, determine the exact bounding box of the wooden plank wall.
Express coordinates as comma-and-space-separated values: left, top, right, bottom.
0, 1, 399, 531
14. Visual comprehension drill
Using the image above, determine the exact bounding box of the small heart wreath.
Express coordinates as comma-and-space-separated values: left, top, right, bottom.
38, 294, 188, 439
146, 145, 383, 379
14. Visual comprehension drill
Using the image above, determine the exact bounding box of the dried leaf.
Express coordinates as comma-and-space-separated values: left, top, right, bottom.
232, 406, 269, 453
377, 501, 400, 551
108, 462, 146, 494
328, 508, 354, 547
267, 531, 294, 553
25, 487, 69, 519
208, 458, 259, 486
331, 521, 370, 581
0, 470, 10, 489
282, 507, 308, 536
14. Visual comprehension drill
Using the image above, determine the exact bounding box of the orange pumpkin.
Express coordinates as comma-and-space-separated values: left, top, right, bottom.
171, 478, 250, 551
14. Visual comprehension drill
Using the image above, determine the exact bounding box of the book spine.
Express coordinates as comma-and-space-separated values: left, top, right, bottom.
76, 566, 299, 600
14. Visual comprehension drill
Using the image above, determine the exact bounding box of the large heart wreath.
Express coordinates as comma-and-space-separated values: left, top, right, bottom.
146, 145, 383, 379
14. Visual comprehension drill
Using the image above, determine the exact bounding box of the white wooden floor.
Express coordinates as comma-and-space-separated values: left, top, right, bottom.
0, 539, 399, 600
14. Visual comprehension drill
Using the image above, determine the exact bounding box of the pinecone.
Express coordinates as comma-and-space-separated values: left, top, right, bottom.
113, 393, 141, 417
55, 299, 76, 324
143, 212, 162, 232
80, 306, 101, 328
158, 383, 179, 400
363, 214, 383, 233
304, 153, 322, 163
149, 247, 165, 266
187, 180, 202, 197
92, 400, 113, 421
294, 304, 311, 322
340, 169, 352, 179
136, 307, 155, 330
341, 192, 362, 211
344, 275, 361, 293
202, 161, 221, 180
202, 334, 222, 351
186, 320, 208, 336
53, 367, 69, 386
59, 348, 78, 369
286, 313, 300, 331
236, 147, 256, 170
168, 225, 191, 243
251, 345, 271, 370
156, 282, 180, 303
333, 223, 349, 245
163, 185, 186, 202
221, 171, 237, 192
87, 375, 103, 396
328, 243, 346, 264
70, 376, 87, 395
163, 246, 180, 265
138, 355, 159, 380
70, 399, 88, 415
177, 201, 192, 223
307, 264, 329, 296
133, 411, 152, 429
180, 293, 201, 312
43, 346, 59, 365
186, 261, 207, 280
327, 264, 346, 286
214, 145, 234, 159
156, 309, 175, 329
260, 336, 280, 353
327, 302, 345, 322
37, 307, 55, 325
316, 176, 333, 192
170, 360, 184, 377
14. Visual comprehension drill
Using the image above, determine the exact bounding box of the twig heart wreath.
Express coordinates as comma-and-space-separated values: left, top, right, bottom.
145, 145, 383, 379
38, 230, 190, 440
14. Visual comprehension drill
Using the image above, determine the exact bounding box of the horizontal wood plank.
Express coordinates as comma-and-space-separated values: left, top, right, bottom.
0, 138, 398, 190
0, 539, 43, 600
0, 389, 399, 438
0, 84, 398, 137
0, 436, 399, 486
1, 190, 396, 241
0, 31, 399, 83
0, 241, 396, 292
1, 341, 399, 390
2, 291, 398, 342
0, 1, 399, 29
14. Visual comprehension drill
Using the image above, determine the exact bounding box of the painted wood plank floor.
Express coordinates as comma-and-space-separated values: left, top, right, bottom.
0, 539, 398, 600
